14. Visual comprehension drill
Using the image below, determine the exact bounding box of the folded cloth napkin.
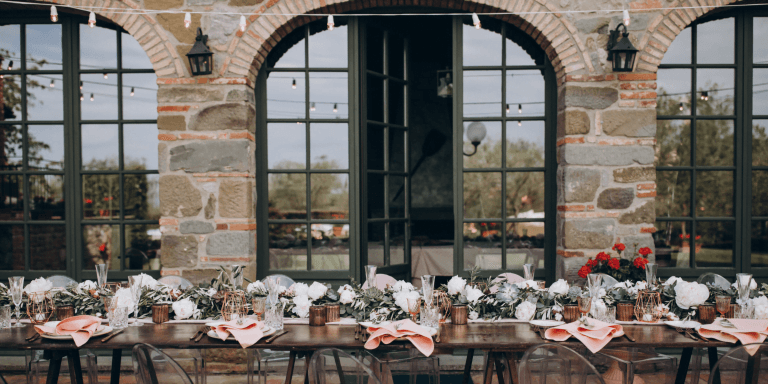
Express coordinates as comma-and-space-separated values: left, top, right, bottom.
364, 319, 434, 357
211, 319, 265, 348
34, 316, 101, 347
545, 319, 623, 353
699, 319, 768, 346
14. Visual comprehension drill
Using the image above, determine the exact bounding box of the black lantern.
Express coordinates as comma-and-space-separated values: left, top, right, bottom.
607, 23, 638, 72
186, 28, 214, 76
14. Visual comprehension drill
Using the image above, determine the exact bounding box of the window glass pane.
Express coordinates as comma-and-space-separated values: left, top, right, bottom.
507, 172, 545, 217
124, 124, 159, 171
367, 222, 385, 266
753, 170, 768, 217
463, 24, 501, 66
388, 129, 405, 173
696, 221, 734, 267
30, 225, 66, 270
367, 74, 384, 122
696, 18, 734, 64
756, 18, 768, 64
506, 38, 537, 66
696, 120, 733, 166
464, 172, 502, 219
656, 171, 691, 217
0, 25, 21, 68
310, 173, 348, 220
366, 127, 384, 171
661, 28, 691, 65
267, 73, 305, 119
274, 39, 305, 69
0, 225, 23, 270
506, 222, 544, 270
80, 25, 117, 69
26, 25, 62, 71
655, 120, 691, 166
507, 121, 544, 168
82, 124, 119, 170
29, 175, 64, 220
696, 171, 733, 217
696, 69, 734, 116
123, 73, 158, 120
0, 125, 23, 170
125, 224, 161, 270
268, 123, 305, 169
387, 35, 405, 80
1, 75, 21, 121
754, 120, 768, 166
311, 223, 349, 270
388, 82, 405, 126
463, 70, 501, 118
367, 173, 384, 219
310, 123, 347, 169
28, 125, 64, 171
507, 70, 544, 116
268, 173, 306, 220
463, 121, 501, 168
463, 222, 502, 270
83, 224, 120, 271
653, 222, 690, 268
752, 68, 768, 116
82, 174, 120, 220
366, 27, 384, 74
389, 222, 405, 265
121, 32, 153, 69
309, 25, 347, 68
309, 72, 347, 119
752, 221, 768, 267
26, 74, 63, 121
81, 73, 118, 120
389, 176, 405, 218
124, 174, 160, 220
656, 69, 691, 116
0, 175, 23, 220
269, 224, 307, 270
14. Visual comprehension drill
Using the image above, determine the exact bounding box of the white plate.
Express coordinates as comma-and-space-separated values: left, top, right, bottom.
664, 320, 701, 330
359, 321, 391, 328
207, 326, 276, 341
204, 320, 267, 328
530, 320, 565, 328
39, 322, 112, 340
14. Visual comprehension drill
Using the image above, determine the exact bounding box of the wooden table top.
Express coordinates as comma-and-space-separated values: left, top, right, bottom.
0, 323, 729, 351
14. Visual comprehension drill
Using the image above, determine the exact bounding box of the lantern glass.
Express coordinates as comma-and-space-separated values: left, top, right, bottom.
186, 28, 214, 76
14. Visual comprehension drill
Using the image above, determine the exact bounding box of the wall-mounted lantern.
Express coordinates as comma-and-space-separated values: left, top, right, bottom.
607, 23, 638, 72
187, 28, 214, 76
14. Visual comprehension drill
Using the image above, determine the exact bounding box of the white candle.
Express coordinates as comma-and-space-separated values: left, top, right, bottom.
643, 314, 653, 322
35, 313, 46, 321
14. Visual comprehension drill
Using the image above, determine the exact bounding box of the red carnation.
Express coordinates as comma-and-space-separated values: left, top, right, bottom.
638, 247, 653, 257
596, 252, 610, 262
633, 257, 649, 269
99, 243, 107, 253
578, 265, 592, 279
612, 243, 626, 253
587, 259, 598, 268
608, 258, 620, 270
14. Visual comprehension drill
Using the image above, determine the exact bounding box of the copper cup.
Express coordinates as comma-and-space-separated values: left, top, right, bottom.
325, 304, 340, 323
617, 302, 634, 322
309, 305, 326, 326
152, 304, 170, 324
563, 305, 580, 323
56, 305, 74, 321
727, 304, 737, 318
451, 304, 468, 325
697, 304, 716, 325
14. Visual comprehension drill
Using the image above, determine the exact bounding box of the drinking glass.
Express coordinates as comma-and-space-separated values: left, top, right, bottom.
421, 304, 439, 328
265, 276, 280, 307
8, 277, 24, 327
110, 306, 129, 330
365, 265, 377, 291
645, 263, 658, 289
735, 304, 754, 319
265, 300, 285, 331
0, 305, 11, 328
252, 297, 266, 322
578, 296, 592, 323
407, 297, 421, 323
523, 263, 535, 281
128, 275, 144, 327
421, 275, 435, 307
587, 274, 602, 298
95, 264, 108, 289
735, 273, 753, 305
603, 306, 616, 324
716, 296, 731, 319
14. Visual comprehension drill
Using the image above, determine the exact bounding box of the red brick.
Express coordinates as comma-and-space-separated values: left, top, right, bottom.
586, 205, 595, 211
629, 0, 662, 10
556, 137, 585, 146
159, 218, 179, 226
557, 250, 585, 258
557, 205, 585, 211
230, 223, 257, 231
640, 227, 657, 233
230, 132, 256, 141
621, 91, 657, 100
637, 183, 656, 190
620, 83, 636, 90
617, 73, 657, 81
161, 269, 181, 276
637, 82, 657, 90
216, 224, 228, 230
637, 191, 657, 198
158, 134, 177, 141
639, 100, 658, 107
200, 257, 251, 263
158, 105, 191, 112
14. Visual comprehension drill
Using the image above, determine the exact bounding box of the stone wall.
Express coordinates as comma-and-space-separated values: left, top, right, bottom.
20, 0, 746, 282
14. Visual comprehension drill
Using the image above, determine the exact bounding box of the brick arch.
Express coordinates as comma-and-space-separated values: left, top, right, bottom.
30, 0, 185, 78
226, 0, 595, 81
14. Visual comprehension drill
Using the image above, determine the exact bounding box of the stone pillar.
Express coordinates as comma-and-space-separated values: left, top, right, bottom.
156, 78, 257, 284
556, 73, 657, 281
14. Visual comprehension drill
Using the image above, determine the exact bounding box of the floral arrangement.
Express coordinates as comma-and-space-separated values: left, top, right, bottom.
577, 243, 652, 282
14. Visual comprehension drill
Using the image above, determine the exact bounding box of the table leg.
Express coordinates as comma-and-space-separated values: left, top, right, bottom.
284, 351, 296, 384
708, 347, 721, 384
483, 352, 495, 384
462, 349, 475, 384
67, 350, 84, 384
110, 349, 123, 384
745, 351, 762, 384
675, 347, 693, 384
45, 351, 64, 384
505, 352, 518, 384
303, 351, 314, 384
493, 353, 506, 384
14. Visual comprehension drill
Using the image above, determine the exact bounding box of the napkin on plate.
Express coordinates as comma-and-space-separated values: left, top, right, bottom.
544, 319, 623, 353
364, 319, 434, 357
698, 319, 768, 346
34, 316, 101, 347
211, 319, 265, 348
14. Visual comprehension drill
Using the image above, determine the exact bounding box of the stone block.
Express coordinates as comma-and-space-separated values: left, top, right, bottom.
158, 87, 226, 103
557, 110, 591, 137
170, 141, 250, 173
156, 13, 201, 45
575, 17, 610, 34
621, 235, 655, 262
180, 220, 215, 234
189, 103, 255, 132
159, 175, 203, 217
158, 115, 186, 131
206, 232, 255, 256
563, 219, 615, 249
560, 86, 618, 110
562, 146, 654, 166
619, 201, 655, 224
227, 89, 255, 104
228, 0, 264, 5
144, 0, 183, 9
613, 167, 655, 183
205, 194, 217, 220
597, 188, 635, 209
602, 109, 656, 137
219, 179, 253, 218
561, 167, 601, 203
182, 269, 220, 285
161, 235, 198, 268
158, 142, 168, 172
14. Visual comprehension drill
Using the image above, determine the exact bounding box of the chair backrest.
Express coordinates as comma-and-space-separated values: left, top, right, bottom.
263, 274, 296, 289
361, 274, 398, 290
598, 274, 619, 289
47, 275, 77, 289
307, 348, 382, 384
697, 273, 731, 290
519, 343, 606, 384
157, 276, 194, 290
707, 343, 768, 384
132, 343, 193, 384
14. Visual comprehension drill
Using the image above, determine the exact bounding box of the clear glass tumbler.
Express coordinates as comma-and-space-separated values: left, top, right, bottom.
0, 305, 11, 328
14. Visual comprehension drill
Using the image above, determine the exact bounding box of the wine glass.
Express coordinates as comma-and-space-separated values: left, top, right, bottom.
128, 275, 144, 327
716, 296, 731, 320
587, 274, 602, 298
578, 296, 592, 325
523, 263, 535, 281
252, 297, 266, 322
407, 297, 421, 323
365, 265, 377, 291
95, 264, 108, 289
8, 277, 24, 327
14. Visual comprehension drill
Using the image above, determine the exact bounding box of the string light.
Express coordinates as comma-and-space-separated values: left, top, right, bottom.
90, 93, 94, 101
49, 79, 55, 87
679, 102, 684, 111
292, 79, 296, 89
184, 12, 191, 28
50, 5, 58, 22
327, 15, 335, 30
239, 15, 247, 32
80, 93, 84, 101
333, 103, 338, 113
518, 121, 522, 126
518, 104, 522, 114
103, 73, 108, 79
79, 80, 83, 90
506, 104, 510, 114
310, 102, 316, 111
7, 61, 13, 70
88, 11, 96, 28
623, 9, 630, 26
472, 13, 481, 29
700, 91, 709, 101
130, 87, 135, 96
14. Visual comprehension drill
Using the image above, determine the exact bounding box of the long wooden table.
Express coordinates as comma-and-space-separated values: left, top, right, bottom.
0, 323, 741, 384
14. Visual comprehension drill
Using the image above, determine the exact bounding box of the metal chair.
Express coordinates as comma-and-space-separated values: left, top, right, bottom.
592, 347, 677, 384
519, 344, 606, 384
598, 274, 619, 289
307, 348, 382, 384
157, 276, 194, 290
361, 274, 398, 290
132, 343, 194, 384
357, 349, 440, 384
697, 273, 731, 290
706, 344, 768, 384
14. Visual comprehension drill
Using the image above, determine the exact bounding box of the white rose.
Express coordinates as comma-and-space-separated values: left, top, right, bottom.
308, 282, 328, 301
469, 311, 479, 320
339, 289, 357, 305
76, 280, 97, 295
247, 281, 267, 295
664, 276, 682, 286
25, 277, 53, 296
590, 299, 607, 317
465, 286, 484, 304
114, 288, 135, 309
395, 290, 421, 313
337, 284, 353, 294
172, 298, 198, 320
292, 283, 309, 297
751, 296, 768, 319
393, 281, 415, 292
554, 313, 563, 321
206, 288, 217, 297
136, 273, 157, 290
548, 279, 569, 296
733, 280, 758, 290
292, 295, 312, 318
447, 276, 467, 296
515, 301, 537, 320
515, 280, 537, 289
674, 281, 710, 310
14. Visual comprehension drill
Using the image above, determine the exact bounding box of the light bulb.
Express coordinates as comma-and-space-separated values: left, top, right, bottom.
50, 79, 55, 87
79, 81, 83, 90
310, 102, 316, 111
623, 9, 630, 26
80, 93, 84, 101
240, 15, 247, 32
518, 104, 522, 114
90, 93, 94, 101
184, 13, 191, 28
472, 13, 481, 29
701, 91, 709, 101
130, 87, 135, 96
7, 61, 13, 70
518, 121, 522, 127
506, 104, 510, 114
88, 12, 96, 28
292, 79, 296, 89
679, 102, 684, 111
50, 6, 58, 22
327, 15, 335, 30
333, 103, 338, 113
103, 73, 108, 79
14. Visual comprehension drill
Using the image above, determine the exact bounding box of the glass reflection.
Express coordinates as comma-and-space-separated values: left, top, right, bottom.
82, 174, 120, 220
29, 175, 64, 220
696, 171, 733, 217
125, 224, 161, 270
463, 222, 502, 270
124, 124, 159, 170
388, 82, 405, 126
82, 124, 119, 170
752, 68, 768, 116
80, 25, 117, 69
754, 120, 768, 166
268, 123, 305, 169
0, 25, 20, 67
656, 69, 691, 116
83, 224, 120, 271
367, 222, 385, 266
0, 175, 23, 220
696, 69, 734, 116
463, 121, 502, 168
506, 71, 544, 116
28, 125, 64, 170
507, 121, 544, 167
652, 222, 689, 268
463, 24, 501, 66
309, 25, 347, 68
269, 223, 307, 270
30, 225, 66, 270
506, 172, 545, 217
310, 223, 349, 270
310, 123, 348, 169
506, 222, 544, 270
26, 25, 62, 70
80, 73, 118, 120
655, 120, 690, 166
389, 176, 405, 218
310, 173, 348, 220
367, 173, 384, 218
463, 70, 501, 118
696, 221, 734, 267
267, 73, 305, 119
464, 172, 502, 219
388, 129, 405, 173
697, 18, 734, 64
268, 173, 306, 220
309, 72, 348, 119
1, 75, 21, 121
124, 174, 160, 220
0, 225, 23, 270
390, 222, 406, 265
752, 221, 768, 267
696, 120, 733, 166
121, 32, 153, 69
656, 171, 691, 217
753, 171, 768, 217
123, 73, 158, 120
274, 38, 305, 68
661, 27, 691, 65
0, 125, 23, 170
26, 74, 63, 121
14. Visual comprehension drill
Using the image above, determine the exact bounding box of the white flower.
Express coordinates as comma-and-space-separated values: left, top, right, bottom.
515, 280, 538, 289
206, 288, 217, 297
292, 295, 312, 318
136, 273, 157, 289
76, 280, 97, 295
613, 281, 629, 290
394, 290, 421, 313
172, 298, 199, 320
393, 281, 415, 292
277, 285, 287, 295
751, 296, 768, 319
25, 277, 52, 296
548, 279, 569, 296
337, 284, 354, 294
554, 313, 563, 321
114, 288, 135, 309
674, 281, 710, 310
667, 313, 680, 321
515, 301, 537, 320
590, 299, 606, 317
733, 280, 758, 290
465, 286, 484, 304
307, 282, 328, 301
292, 283, 309, 297
664, 276, 682, 286
447, 276, 467, 296
469, 311, 479, 320
339, 289, 357, 305
247, 281, 267, 295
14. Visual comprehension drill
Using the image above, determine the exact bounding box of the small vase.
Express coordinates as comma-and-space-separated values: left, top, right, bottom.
563, 305, 580, 323
325, 304, 340, 323
617, 302, 634, 322
56, 305, 74, 321
152, 304, 170, 324
697, 305, 716, 325
309, 305, 326, 326
452, 304, 468, 325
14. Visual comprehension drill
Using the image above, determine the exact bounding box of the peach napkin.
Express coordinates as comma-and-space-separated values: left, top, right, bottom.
364, 319, 435, 357
34, 316, 101, 347
544, 319, 623, 353
211, 319, 264, 348
699, 319, 768, 346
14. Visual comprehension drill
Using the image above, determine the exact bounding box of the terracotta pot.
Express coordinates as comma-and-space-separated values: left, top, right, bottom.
152, 304, 170, 324
452, 305, 468, 325
617, 302, 634, 322
309, 305, 326, 326
56, 305, 74, 321
697, 305, 716, 325
563, 305, 580, 323
325, 304, 340, 323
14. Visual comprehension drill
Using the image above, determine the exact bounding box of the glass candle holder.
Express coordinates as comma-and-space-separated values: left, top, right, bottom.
26, 291, 54, 325
634, 291, 662, 323
0, 305, 11, 328
222, 291, 248, 323
325, 304, 340, 323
